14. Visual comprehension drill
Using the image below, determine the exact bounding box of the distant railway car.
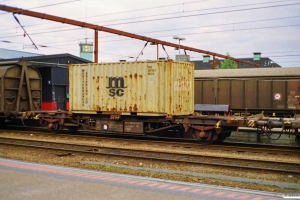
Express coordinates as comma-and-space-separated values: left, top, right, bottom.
0, 61, 41, 126
194, 67, 300, 117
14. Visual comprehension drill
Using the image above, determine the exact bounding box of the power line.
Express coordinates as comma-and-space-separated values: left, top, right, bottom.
5, 0, 291, 35
85, 0, 209, 19
2, 14, 299, 41
102, 2, 300, 26
1, 23, 299, 50
27, 0, 82, 10
1, 11, 299, 41
1, 1, 299, 61
0, 0, 82, 16
0, 0, 295, 32
94, 0, 296, 24
278, 60, 300, 62
0, 0, 208, 31
138, 15, 300, 35
266, 55, 300, 57
0, 0, 298, 57
233, 51, 300, 56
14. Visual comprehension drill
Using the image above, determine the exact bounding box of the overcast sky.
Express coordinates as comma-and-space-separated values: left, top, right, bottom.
0, 0, 299, 67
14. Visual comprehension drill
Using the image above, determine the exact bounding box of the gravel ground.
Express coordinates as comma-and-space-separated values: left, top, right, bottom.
0, 130, 299, 193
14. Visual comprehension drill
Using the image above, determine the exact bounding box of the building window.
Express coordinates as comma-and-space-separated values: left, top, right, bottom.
253, 53, 261, 61
203, 55, 210, 63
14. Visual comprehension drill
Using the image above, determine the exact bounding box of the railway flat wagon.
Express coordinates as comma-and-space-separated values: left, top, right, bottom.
0, 61, 42, 126
69, 60, 194, 133
194, 67, 300, 116
38, 61, 300, 143
40, 60, 196, 135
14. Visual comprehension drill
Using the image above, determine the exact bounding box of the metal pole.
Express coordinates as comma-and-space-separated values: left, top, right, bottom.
157, 44, 159, 60
179, 40, 181, 56
94, 30, 98, 63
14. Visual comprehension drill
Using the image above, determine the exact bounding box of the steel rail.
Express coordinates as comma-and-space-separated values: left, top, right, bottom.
2, 129, 299, 156
0, 4, 259, 67
0, 137, 299, 176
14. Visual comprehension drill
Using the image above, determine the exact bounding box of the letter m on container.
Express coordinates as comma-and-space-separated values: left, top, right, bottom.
107, 77, 127, 97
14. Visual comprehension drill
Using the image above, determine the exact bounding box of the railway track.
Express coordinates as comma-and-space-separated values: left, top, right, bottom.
1, 128, 300, 156
0, 137, 299, 176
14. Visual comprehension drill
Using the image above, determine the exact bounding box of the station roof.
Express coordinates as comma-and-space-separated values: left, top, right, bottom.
0, 48, 92, 67
0, 48, 43, 60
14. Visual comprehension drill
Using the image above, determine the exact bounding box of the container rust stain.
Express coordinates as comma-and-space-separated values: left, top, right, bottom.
95, 105, 101, 111
134, 104, 138, 112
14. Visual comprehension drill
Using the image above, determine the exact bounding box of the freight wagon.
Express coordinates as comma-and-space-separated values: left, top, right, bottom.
0, 60, 69, 126
0, 61, 41, 126
194, 67, 300, 117
37, 60, 300, 143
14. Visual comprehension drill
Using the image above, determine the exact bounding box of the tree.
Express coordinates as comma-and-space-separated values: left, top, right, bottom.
219, 53, 238, 69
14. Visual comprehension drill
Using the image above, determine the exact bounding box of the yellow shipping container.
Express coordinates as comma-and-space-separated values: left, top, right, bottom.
69, 60, 194, 116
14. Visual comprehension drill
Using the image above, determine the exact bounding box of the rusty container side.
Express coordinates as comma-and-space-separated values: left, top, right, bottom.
0, 62, 42, 115
69, 60, 194, 116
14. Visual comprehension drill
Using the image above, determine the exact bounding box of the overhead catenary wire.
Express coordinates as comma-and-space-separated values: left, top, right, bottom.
0, 0, 209, 31
0, 0, 82, 16
12, 14, 38, 50
0, 0, 296, 32
2, 14, 299, 40
0, 24, 300, 61
1, 1, 298, 66
93, 0, 299, 25
100, 2, 300, 27
1, 17, 299, 42
0, 0, 298, 46
0, 1, 299, 58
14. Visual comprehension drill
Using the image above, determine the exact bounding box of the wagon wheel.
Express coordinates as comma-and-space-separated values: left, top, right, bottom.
193, 129, 217, 144
214, 131, 231, 143
48, 122, 63, 133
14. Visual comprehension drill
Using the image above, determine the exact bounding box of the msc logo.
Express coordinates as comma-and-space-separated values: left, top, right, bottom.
107, 77, 127, 97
